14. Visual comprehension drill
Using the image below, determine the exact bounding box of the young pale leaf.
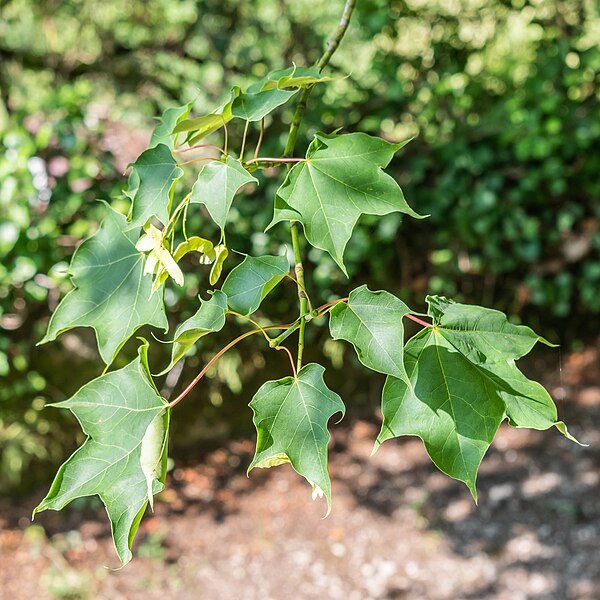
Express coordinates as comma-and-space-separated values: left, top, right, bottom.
190, 157, 258, 230
173, 236, 216, 264
173, 88, 239, 144
39, 205, 167, 365
173, 113, 227, 137
136, 223, 184, 288
248, 363, 345, 513
209, 244, 229, 286
159, 291, 228, 373
126, 143, 183, 229
149, 102, 192, 149
33, 343, 169, 565
150, 236, 217, 294
222, 254, 290, 316
269, 132, 424, 274
329, 285, 412, 382
377, 299, 578, 498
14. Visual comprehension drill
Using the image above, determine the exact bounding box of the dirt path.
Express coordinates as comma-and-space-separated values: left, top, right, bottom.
1, 346, 598, 600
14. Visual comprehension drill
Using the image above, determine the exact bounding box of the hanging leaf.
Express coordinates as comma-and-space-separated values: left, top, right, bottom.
329, 285, 412, 382
149, 102, 192, 149
248, 363, 345, 513
376, 298, 578, 499
190, 157, 258, 231
159, 291, 228, 373
222, 254, 290, 315
39, 205, 167, 365
125, 143, 183, 229
33, 342, 169, 565
209, 244, 229, 286
269, 132, 424, 274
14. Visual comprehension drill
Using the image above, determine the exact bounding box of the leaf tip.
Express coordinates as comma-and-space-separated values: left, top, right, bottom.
540, 336, 559, 348
370, 439, 381, 457
555, 421, 587, 446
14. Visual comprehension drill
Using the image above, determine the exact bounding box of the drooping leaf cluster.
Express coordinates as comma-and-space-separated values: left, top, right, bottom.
35, 61, 578, 565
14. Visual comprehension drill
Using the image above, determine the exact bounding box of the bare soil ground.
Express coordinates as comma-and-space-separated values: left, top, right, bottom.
1, 344, 599, 600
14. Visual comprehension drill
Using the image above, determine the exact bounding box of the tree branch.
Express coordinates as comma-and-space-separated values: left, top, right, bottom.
282, 0, 358, 370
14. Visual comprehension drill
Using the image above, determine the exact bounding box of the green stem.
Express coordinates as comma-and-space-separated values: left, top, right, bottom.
290, 222, 308, 369
282, 0, 358, 370
269, 319, 302, 348
283, 0, 357, 158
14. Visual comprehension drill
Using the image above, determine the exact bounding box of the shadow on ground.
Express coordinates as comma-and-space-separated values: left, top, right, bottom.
1, 345, 598, 600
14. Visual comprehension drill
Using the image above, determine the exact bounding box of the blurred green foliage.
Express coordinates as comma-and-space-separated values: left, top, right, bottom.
1, 0, 598, 492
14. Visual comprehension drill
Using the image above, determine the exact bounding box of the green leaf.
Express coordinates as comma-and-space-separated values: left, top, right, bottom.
39, 205, 168, 365
376, 328, 505, 500
33, 342, 169, 565
329, 285, 412, 382
269, 132, 424, 274
190, 157, 258, 230
426, 297, 579, 443
231, 66, 335, 122
222, 254, 290, 316
173, 236, 216, 264
209, 244, 229, 286
173, 112, 227, 136
231, 88, 298, 122
248, 66, 337, 92
426, 295, 555, 364
149, 102, 192, 149
160, 291, 228, 373
126, 143, 183, 229
248, 363, 345, 512
376, 298, 578, 498
174, 88, 239, 144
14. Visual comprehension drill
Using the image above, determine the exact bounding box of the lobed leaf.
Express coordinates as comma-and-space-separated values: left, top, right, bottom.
190, 157, 257, 231
149, 102, 192, 150
125, 143, 183, 229
376, 297, 578, 499
329, 285, 412, 383
222, 254, 290, 316
248, 363, 345, 513
269, 132, 424, 274
376, 328, 505, 500
33, 342, 169, 565
426, 295, 556, 364
39, 205, 168, 365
